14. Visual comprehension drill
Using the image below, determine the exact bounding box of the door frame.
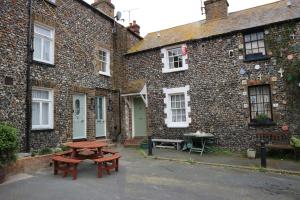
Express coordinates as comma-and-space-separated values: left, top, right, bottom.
132, 97, 146, 138
72, 93, 87, 140
95, 96, 107, 138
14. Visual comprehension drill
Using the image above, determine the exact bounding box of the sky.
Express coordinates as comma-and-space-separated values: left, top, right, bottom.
84, 0, 280, 36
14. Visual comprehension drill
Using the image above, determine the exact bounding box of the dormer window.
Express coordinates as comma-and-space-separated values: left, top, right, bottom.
161, 44, 188, 73
244, 31, 267, 61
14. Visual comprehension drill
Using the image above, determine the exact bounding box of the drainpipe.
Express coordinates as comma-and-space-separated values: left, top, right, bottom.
25, 0, 33, 152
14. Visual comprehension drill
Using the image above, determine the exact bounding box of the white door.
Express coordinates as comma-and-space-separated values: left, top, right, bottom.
73, 94, 86, 139
95, 96, 106, 137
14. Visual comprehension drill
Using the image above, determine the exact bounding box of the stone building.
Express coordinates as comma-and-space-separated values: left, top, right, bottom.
1, 0, 300, 151
122, 0, 300, 150
0, 0, 141, 151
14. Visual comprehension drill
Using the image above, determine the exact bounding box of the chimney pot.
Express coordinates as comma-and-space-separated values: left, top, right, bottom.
128, 20, 140, 35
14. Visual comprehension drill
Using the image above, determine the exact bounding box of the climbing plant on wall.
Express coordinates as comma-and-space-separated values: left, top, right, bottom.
265, 22, 300, 129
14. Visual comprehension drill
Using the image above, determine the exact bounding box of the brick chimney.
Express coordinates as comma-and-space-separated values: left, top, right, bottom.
92, 0, 115, 18
128, 20, 140, 35
204, 0, 229, 21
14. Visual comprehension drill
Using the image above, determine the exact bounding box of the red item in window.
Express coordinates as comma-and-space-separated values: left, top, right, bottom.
282, 125, 289, 132
182, 46, 187, 56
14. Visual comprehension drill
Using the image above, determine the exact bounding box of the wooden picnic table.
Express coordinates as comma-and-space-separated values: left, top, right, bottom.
184, 132, 215, 156
66, 141, 108, 159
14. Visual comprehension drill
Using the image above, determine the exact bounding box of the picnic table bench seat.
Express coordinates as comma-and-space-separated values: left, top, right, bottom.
54, 150, 73, 156
152, 139, 184, 150
93, 154, 121, 178
52, 156, 81, 180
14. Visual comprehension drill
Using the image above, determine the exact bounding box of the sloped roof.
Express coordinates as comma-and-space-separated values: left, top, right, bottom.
122, 79, 146, 94
127, 0, 300, 54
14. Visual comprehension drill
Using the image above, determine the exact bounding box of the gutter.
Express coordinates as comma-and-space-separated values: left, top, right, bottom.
25, 0, 33, 152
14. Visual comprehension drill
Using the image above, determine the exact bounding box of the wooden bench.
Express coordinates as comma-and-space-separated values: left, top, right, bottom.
152, 139, 184, 150
54, 150, 73, 156
102, 149, 118, 155
52, 156, 81, 180
93, 154, 121, 178
256, 132, 299, 159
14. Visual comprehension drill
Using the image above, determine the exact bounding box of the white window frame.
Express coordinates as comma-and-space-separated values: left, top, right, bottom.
98, 48, 111, 77
161, 44, 188, 73
32, 88, 54, 130
33, 23, 55, 64
163, 86, 191, 128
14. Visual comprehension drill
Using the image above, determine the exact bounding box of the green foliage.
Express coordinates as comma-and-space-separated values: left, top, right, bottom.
0, 123, 19, 167
38, 147, 53, 155
206, 146, 233, 156
255, 113, 269, 122
60, 145, 70, 151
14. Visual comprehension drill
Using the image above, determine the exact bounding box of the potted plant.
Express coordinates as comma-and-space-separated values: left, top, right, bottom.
247, 148, 256, 159
140, 139, 149, 149
250, 113, 275, 126
0, 123, 19, 184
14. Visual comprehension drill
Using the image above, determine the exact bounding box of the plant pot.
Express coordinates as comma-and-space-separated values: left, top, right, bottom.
0, 167, 6, 184
247, 149, 256, 159
140, 143, 148, 149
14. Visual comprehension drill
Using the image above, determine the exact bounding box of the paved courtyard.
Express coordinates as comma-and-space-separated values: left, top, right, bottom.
1, 148, 300, 200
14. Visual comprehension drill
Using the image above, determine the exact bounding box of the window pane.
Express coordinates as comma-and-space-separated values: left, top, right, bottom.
257, 32, 264, 40
259, 48, 266, 55
258, 40, 265, 48
33, 90, 49, 99
252, 49, 259, 54
32, 102, 40, 125
244, 34, 251, 42
43, 39, 51, 62
249, 85, 271, 120
42, 103, 49, 125
33, 36, 42, 60
251, 33, 257, 41
98, 98, 103, 120
245, 43, 252, 50
35, 26, 52, 37
251, 42, 258, 48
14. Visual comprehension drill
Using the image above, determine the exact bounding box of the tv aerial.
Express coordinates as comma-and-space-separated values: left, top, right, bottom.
123, 8, 138, 23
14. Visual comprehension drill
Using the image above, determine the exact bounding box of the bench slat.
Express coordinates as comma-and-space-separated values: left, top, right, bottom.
52, 156, 81, 164
93, 154, 121, 163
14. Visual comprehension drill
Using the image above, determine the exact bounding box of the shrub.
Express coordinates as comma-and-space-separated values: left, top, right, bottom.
255, 113, 269, 122
0, 123, 19, 167
38, 147, 53, 155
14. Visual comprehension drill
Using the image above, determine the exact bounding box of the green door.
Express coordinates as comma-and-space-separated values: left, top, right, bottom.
133, 97, 147, 137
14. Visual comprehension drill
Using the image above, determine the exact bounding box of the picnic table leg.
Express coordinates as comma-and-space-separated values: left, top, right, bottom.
116, 158, 119, 172
200, 139, 206, 156
177, 142, 180, 151
63, 164, 69, 177
54, 161, 58, 175
98, 162, 103, 178
71, 148, 77, 158
72, 164, 78, 180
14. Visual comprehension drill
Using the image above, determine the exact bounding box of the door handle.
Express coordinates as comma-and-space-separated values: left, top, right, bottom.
81, 120, 84, 123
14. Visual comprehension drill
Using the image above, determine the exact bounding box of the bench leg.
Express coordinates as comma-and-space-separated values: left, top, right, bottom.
72, 164, 78, 180
98, 162, 103, 178
104, 162, 110, 175
54, 161, 58, 175
116, 159, 119, 172
63, 164, 69, 178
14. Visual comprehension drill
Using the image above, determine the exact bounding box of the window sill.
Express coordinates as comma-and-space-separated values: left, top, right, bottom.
31, 129, 54, 132
99, 71, 111, 77
33, 60, 55, 67
162, 66, 188, 74
44, 0, 57, 7
248, 121, 276, 127
244, 56, 270, 62
166, 123, 190, 128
